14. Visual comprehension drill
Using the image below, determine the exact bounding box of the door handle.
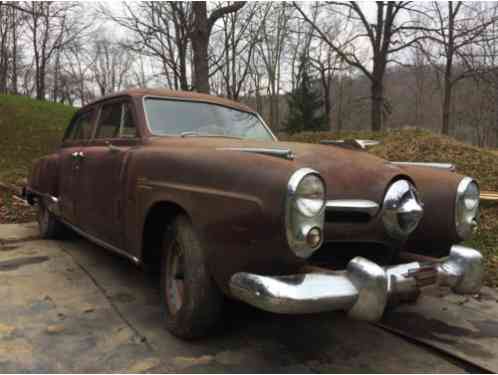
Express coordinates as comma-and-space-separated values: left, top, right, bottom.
71, 151, 85, 160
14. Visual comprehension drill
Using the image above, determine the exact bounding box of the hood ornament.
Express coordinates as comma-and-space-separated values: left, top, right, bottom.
320, 139, 380, 150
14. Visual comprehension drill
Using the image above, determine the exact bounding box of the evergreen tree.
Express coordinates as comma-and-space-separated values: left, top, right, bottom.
285, 53, 327, 134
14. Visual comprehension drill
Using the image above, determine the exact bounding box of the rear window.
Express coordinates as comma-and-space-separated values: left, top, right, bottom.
96, 103, 122, 138
64, 111, 94, 141
95, 102, 138, 139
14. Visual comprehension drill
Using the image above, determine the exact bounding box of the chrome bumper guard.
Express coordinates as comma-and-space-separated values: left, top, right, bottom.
229, 245, 483, 322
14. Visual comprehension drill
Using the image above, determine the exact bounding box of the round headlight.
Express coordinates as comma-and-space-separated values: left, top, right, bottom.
295, 174, 326, 217
455, 177, 479, 239
286, 168, 326, 258
383, 179, 424, 239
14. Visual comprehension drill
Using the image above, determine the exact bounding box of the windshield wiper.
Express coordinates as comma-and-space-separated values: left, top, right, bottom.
180, 131, 243, 140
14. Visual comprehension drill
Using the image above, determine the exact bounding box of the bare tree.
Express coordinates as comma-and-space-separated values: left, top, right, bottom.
295, 1, 425, 131
190, 2, 245, 93
0, 2, 23, 94
24, 2, 86, 100
419, 2, 498, 135
92, 37, 135, 96
107, 2, 192, 90
256, 3, 293, 130
214, 3, 262, 100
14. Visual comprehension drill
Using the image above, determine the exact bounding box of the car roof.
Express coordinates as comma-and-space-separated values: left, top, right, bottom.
82, 88, 256, 114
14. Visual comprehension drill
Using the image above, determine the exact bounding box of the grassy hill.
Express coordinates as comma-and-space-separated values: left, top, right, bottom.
0, 95, 76, 185
0, 95, 75, 223
0, 95, 496, 287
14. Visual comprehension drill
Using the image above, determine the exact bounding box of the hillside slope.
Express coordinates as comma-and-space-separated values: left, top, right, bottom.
0, 95, 75, 185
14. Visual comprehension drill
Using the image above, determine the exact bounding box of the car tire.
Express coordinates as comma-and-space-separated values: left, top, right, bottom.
160, 214, 223, 339
37, 202, 65, 239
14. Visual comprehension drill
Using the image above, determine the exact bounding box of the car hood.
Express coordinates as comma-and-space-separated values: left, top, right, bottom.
147, 136, 404, 204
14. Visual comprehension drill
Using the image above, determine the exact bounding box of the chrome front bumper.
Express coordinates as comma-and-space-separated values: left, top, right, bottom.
229, 245, 483, 322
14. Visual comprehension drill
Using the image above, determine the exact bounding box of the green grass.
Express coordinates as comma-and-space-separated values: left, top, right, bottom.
0, 95, 76, 184
286, 129, 498, 288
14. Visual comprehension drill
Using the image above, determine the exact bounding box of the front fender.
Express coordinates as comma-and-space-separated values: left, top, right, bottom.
27, 154, 60, 200
401, 165, 465, 254
129, 147, 304, 292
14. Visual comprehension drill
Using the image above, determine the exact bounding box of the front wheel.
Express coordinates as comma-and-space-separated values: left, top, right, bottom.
160, 215, 223, 339
36, 202, 65, 239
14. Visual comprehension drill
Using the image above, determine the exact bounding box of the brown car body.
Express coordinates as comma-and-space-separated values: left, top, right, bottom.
26, 88, 467, 295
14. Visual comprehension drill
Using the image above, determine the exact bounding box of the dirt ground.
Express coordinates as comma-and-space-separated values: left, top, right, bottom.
0, 223, 497, 373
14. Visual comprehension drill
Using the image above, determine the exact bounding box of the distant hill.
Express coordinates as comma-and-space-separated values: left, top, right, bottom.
0, 95, 76, 184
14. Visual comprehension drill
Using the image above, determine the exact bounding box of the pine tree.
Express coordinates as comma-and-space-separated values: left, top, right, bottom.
285, 53, 327, 134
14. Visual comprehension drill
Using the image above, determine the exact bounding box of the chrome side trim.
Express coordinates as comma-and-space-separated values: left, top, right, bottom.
326, 199, 379, 216
61, 219, 140, 265
321, 139, 380, 150
391, 161, 456, 172
229, 245, 483, 320
217, 147, 295, 160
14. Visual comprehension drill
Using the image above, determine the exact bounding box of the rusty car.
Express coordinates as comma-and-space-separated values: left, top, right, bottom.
24, 88, 483, 339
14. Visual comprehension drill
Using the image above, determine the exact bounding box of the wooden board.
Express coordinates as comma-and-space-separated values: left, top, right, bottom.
481, 191, 498, 201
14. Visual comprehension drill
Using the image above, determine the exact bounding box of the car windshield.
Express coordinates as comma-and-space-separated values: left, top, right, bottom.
144, 98, 275, 141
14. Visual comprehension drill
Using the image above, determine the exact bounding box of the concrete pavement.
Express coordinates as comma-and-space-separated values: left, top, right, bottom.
0, 222, 491, 372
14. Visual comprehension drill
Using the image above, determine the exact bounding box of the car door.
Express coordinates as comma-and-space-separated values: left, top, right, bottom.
58, 110, 95, 225
78, 99, 140, 250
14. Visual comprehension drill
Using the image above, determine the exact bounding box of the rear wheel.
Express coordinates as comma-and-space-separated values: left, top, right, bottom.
160, 215, 222, 339
36, 202, 65, 239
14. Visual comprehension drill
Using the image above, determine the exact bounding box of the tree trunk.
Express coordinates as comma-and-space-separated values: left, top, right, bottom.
441, 76, 452, 135
191, 2, 210, 94
371, 78, 383, 132
495, 88, 498, 147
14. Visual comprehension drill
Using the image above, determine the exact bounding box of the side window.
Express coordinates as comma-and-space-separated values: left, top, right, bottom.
121, 103, 138, 138
64, 112, 93, 141
96, 103, 122, 139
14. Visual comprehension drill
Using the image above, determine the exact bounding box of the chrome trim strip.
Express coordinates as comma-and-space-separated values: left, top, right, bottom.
61, 219, 140, 264
391, 161, 456, 172
217, 147, 294, 160
229, 245, 483, 320
326, 199, 379, 216
321, 139, 380, 150
141, 95, 278, 141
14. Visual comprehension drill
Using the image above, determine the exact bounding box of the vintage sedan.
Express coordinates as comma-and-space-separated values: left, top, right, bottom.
25, 88, 483, 339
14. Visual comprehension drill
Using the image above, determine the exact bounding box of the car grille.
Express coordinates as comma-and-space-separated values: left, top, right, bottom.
309, 242, 395, 269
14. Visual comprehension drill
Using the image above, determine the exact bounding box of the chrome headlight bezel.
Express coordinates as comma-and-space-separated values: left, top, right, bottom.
286, 168, 326, 258
382, 179, 424, 239
455, 177, 479, 240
